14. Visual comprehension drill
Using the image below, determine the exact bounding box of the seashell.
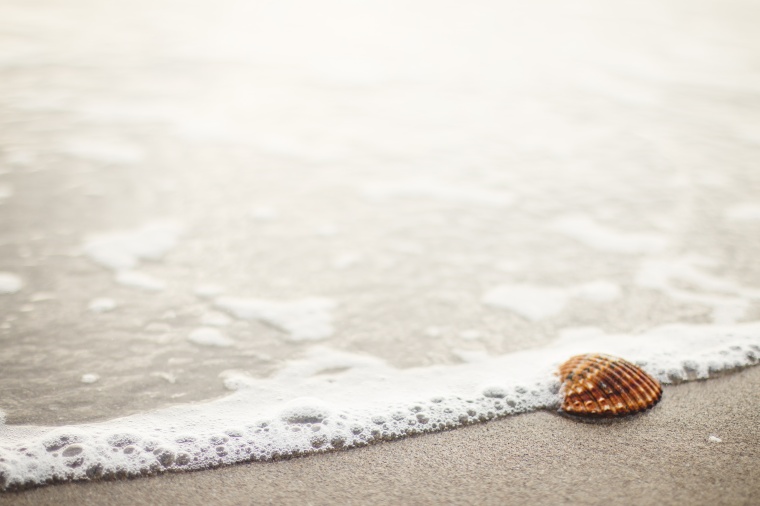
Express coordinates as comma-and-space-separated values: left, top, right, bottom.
558, 354, 662, 418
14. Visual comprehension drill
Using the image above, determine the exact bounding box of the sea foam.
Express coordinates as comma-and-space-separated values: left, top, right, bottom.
0, 272, 23, 295
551, 215, 668, 254
83, 221, 182, 271
81, 222, 181, 292
482, 281, 621, 321
0, 323, 758, 490
215, 296, 337, 341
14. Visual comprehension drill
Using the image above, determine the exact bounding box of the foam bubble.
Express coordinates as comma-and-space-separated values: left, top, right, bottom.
215, 296, 336, 341
188, 327, 234, 347
279, 398, 332, 425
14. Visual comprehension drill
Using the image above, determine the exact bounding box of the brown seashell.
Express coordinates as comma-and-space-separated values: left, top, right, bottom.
558, 354, 662, 418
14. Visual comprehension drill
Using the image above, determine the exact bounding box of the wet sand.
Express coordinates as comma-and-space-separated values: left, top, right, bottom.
3, 366, 758, 506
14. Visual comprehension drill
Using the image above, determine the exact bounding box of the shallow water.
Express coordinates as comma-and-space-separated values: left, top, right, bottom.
1, 0, 760, 490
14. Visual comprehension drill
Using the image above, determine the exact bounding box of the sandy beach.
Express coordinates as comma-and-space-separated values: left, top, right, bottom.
2, 366, 757, 505
1, 0, 760, 503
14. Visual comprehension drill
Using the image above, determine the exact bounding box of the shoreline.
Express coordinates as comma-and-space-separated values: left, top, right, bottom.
3, 365, 758, 505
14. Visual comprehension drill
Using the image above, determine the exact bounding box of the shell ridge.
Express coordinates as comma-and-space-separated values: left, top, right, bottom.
580, 386, 604, 415
596, 368, 628, 415
617, 362, 659, 408
602, 362, 644, 412
597, 367, 634, 415
596, 357, 641, 415
579, 360, 608, 415
584, 370, 613, 414
611, 361, 648, 410
626, 363, 662, 399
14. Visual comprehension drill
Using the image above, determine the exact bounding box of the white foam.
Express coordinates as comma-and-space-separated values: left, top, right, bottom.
29, 292, 56, 303
194, 284, 224, 299
551, 215, 668, 254
636, 256, 760, 323
708, 435, 722, 443
483, 285, 567, 320
0, 322, 757, 490
424, 326, 442, 337
332, 252, 361, 270
314, 224, 339, 237
3, 150, 33, 168
80, 374, 100, 384
88, 298, 117, 313
0, 272, 23, 294
0, 182, 13, 200
556, 327, 606, 344
482, 281, 621, 321
571, 280, 622, 301
362, 180, 513, 207
200, 311, 232, 327
60, 138, 144, 164
250, 206, 279, 221
151, 372, 177, 384
83, 221, 182, 271
215, 296, 337, 341
115, 271, 166, 292
725, 203, 760, 222
81, 219, 171, 293
459, 330, 483, 341
452, 349, 490, 363
187, 328, 234, 347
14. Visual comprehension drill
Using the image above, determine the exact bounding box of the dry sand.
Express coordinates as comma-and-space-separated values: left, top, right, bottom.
2, 366, 758, 506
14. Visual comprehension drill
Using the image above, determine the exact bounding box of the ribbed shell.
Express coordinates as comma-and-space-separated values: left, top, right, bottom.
558, 354, 662, 418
